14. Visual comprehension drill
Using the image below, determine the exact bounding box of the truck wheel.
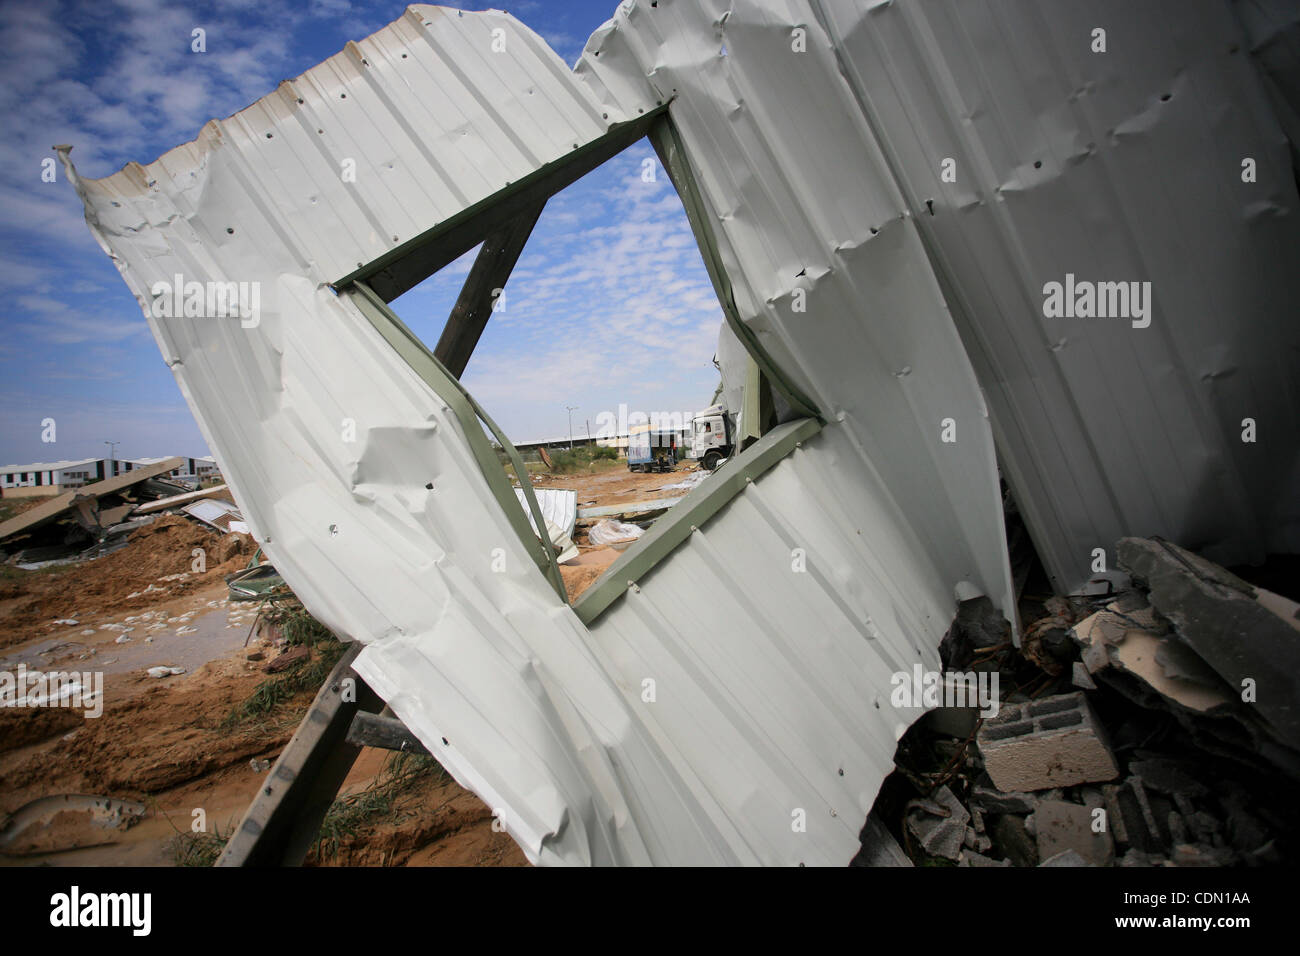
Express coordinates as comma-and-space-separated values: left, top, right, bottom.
703, 451, 722, 471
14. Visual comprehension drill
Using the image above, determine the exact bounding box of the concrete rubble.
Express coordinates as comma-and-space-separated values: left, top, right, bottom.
873, 536, 1298, 868
978, 692, 1119, 792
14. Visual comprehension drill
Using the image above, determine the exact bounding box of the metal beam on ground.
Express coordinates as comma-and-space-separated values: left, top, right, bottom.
346, 712, 431, 756
216, 643, 383, 867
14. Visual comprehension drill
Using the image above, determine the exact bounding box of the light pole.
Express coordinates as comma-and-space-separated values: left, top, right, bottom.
565, 405, 578, 450
104, 440, 119, 477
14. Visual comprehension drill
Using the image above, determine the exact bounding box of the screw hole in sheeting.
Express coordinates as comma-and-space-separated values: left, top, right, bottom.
1160, 93, 1171, 102
226, 227, 234, 234
1033, 160, 1041, 168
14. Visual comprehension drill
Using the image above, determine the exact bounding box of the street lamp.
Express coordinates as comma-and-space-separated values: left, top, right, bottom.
564, 405, 578, 450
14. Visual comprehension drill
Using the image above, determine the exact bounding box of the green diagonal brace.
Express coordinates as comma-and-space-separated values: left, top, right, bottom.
649, 117, 821, 423
572, 417, 822, 625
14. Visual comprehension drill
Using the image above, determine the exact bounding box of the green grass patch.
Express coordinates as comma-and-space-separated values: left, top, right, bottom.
219, 597, 344, 731
545, 445, 623, 474
169, 822, 230, 867
311, 751, 451, 862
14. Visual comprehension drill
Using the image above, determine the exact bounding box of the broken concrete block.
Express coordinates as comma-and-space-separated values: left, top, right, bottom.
1118, 536, 1300, 745
940, 595, 1008, 668
991, 814, 1038, 867
1118, 777, 1167, 853
1034, 799, 1115, 867
1101, 784, 1130, 847
906, 786, 969, 861
963, 850, 1012, 867
850, 813, 913, 867
1040, 848, 1091, 866
977, 692, 1119, 791
1072, 661, 1096, 689
1171, 844, 1218, 867
1081, 637, 1113, 675
1155, 637, 1228, 688
1128, 758, 1209, 798
970, 784, 1037, 815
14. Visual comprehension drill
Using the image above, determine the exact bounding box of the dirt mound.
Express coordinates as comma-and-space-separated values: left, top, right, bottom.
305, 768, 528, 867
0, 658, 296, 802
0, 515, 255, 650
72, 515, 252, 605
0, 706, 83, 753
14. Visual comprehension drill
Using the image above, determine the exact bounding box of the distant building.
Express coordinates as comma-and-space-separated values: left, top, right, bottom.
0, 455, 222, 497
122, 456, 221, 484
0, 458, 106, 497
594, 428, 690, 457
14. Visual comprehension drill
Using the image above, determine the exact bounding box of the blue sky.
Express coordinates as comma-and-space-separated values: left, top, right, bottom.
0, 0, 723, 466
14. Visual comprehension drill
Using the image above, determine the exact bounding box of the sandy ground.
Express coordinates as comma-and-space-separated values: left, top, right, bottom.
0, 464, 692, 866
533, 461, 706, 600
0, 516, 525, 867
531, 461, 701, 509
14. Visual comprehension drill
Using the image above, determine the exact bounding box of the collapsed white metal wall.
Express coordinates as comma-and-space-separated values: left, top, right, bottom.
63, 0, 1298, 864
807, 0, 1300, 590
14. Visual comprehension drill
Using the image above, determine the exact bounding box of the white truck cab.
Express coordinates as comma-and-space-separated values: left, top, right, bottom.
690, 404, 733, 471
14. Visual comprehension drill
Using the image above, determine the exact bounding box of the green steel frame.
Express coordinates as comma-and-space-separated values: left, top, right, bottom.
339, 112, 824, 620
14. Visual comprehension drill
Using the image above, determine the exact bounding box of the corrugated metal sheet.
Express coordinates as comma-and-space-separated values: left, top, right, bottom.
62, 0, 1298, 865
809, 0, 1300, 589
181, 498, 245, 533
514, 487, 577, 542
63, 3, 998, 865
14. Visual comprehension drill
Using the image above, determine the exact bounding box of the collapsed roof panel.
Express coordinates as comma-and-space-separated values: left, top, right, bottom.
581, 0, 1016, 615
63, 2, 1012, 865
61, 0, 1297, 865
0, 457, 185, 542
811, 0, 1300, 589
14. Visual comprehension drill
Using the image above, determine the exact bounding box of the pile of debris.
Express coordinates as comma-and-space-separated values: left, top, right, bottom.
864, 536, 1299, 867
0, 458, 242, 569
